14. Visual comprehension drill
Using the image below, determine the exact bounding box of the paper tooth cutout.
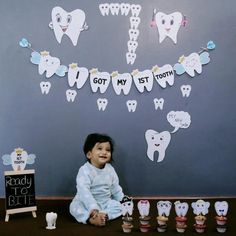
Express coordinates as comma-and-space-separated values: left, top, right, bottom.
2, 148, 36, 171
97, 98, 108, 111
127, 40, 138, 53
157, 201, 172, 217
40, 81, 51, 94
126, 52, 136, 65
155, 11, 183, 44
46, 212, 57, 230
167, 111, 191, 133
121, 196, 134, 216
99, 3, 110, 16
138, 200, 150, 217
152, 65, 174, 88
130, 16, 141, 29
66, 89, 77, 102
126, 100, 137, 112
68, 63, 88, 89
111, 71, 132, 95
191, 199, 210, 216
174, 201, 189, 217
89, 68, 111, 93
120, 3, 130, 16
109, 3, 120, 15
153, 98, 164, 110
49, 6, 88, 46
214, 201, 228, 216
130, 4, 141, 17
129, 29, 139, 41
132, 69, 153, 93
181, 85, 191, 97
145, 129, 171, 162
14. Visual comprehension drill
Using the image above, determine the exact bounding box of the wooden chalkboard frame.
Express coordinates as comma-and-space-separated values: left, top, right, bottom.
4, 169, 37, 222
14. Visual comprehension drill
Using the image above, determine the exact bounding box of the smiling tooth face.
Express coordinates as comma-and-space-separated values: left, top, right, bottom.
51, 6, 86, 46
126, 100, 137, 112
126, 52, 136, 65
181, 53, 202, 77
90, 70, 110, 93
132, 69, 153, 93
138, 200, 150, 217
99, 3, 110, 16
121, 196, 134, 216
174, 201, 189, 217
40, 81, 51, 94
145, 129, 171, 162
214, 201, 228, 216
191, 200, 210, 215
157, 201, 172, 217
112, 72, 132, 95
181, 85, 191, 97
153, 98, 164, 110
155, 12, 183, 44
66, 89, 77, 102
97, 98, 108, 111
120, 3, 130, 16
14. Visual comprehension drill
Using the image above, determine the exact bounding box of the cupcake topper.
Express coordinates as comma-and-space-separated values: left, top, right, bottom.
214, 201, 228, 216
137, 200, 150, 217
174, 201, 189, 217
191, 199, 210, 216
157, 201, 172, 217
121, 196, 134, 217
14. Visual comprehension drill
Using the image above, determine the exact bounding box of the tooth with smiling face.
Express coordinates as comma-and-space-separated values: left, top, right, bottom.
214, 201, 228, 216
130, 16, 141, 29
40, 81, 51, 94
126, 100, 137, 112
152, 64, 174, 88
155, 12, 183, 44
38, 51, 60, 78
111, 71, 132, 95
99, 3, 110, 16
66, 89, 77, 102
89, 68, 111, 93
127, 40, 138, 53
120, 3, 130, 16
97, 98, 108, 111
129, 29, 139, 41
50, 6, 87, 46
126, 52, 136, 65
68, 63, 89, 89
191, 200, 210, 216
138, 200, 150, 218
153, 98, 164, 110
109, 3, 120, 15
132, 69, 154, 93
179, 53, 202, 77
180, 84, 191, 97
145, 129, 171, 162
157, 201, 172, 217
130, 4, 141, 17
174, 201, 189, 217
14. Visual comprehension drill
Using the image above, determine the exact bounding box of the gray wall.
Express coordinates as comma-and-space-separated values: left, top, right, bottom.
0, 0, 236, 197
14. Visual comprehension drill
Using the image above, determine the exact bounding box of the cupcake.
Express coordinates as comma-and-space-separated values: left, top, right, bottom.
140, 224, 151, 233
176, 224, 187, 233
156, 215, 168, 225
194, 223, 206, 233
122, 216, 133, 225
122, 223, 133, 233
139, 216, 151, 225
175, 216, 187, 226
195, 215, 206, 225
215, 215, 227, 225
216, 225, 227, 233
157, 224, 167, 233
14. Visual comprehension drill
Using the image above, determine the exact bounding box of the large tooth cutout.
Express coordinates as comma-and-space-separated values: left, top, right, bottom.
155, 12, 183, 44
40, 81, 51, 94
132, 69, 153, 93
111, 71, 132, 95
145, 129, 171, 162
89, 68, 110, 93
126, 100, 137, 112
50, 6, 87, 46
66, 89, 77, 102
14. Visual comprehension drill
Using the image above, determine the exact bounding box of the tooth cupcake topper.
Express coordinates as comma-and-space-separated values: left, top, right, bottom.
157, 201, 172, 217
121, 196, 134, 216
174, 201, 189, 217
214, 201, 228, 216
191, 199, 210, 216
138, 200, 150, 217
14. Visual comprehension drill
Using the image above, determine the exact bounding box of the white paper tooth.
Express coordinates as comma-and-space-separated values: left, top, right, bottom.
68, 63, 88, 89
109, 3, 120, 15
130, 4, 141, 17
38, 52, 60, 78
132, 69, 154, 93
155, 12, 183, 44
191, 200, 210, 216
89, 68, 111, 93
66, 89, 77, 102
126, 52, 136, 65
180, 53, 202, 77
130, 16, 141, 29
174, 201, 189, 217
138, 200, 150, 217
126, 100, 137, 112
180, 85, 191, 97
120, 3, 130, 16
153, 98, 164, 110
127, 40, 138, 53
40, 81, 51, 94
214, 201, 228, 216
111, 71, 132, 95
157, 201, 172, 217
51, 6, 87, 46
97, 98, 108, 111
128, 29, 139, 41
152, 64, 174, 88
99, 3, 110, 16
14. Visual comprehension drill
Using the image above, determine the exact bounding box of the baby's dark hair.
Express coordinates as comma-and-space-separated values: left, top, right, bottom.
83, 133, 114, 159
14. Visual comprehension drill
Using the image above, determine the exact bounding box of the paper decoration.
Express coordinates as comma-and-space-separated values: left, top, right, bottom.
191, 199, 210, 216
132, 69, 153, 93
207, 40, 216, 50
126, 100, 137, 112
174, 201, 189, 217
167, 111, 191, 133
153, 98, 164, 110
180, 85, 191, 97
214, 201, 228, 216
121, 196, 134, 216
97, 98, 108, 111
120, 3, 130, 16
157, 201, 172, 217
2, 148, 36, 171
49, 6, 88, 46
145, 129, 171, 162
66, 89, 77, 102
46, 212, 57, 230
138, 200, 150, 218
40, 81, 51, 94
109, 3, 120, 15
111, 71, 132, 95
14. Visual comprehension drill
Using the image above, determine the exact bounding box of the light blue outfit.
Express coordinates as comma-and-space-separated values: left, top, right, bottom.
70, 162, 124, 224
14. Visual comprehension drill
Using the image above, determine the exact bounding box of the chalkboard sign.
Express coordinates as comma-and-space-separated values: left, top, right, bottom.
4, 169, 37, 221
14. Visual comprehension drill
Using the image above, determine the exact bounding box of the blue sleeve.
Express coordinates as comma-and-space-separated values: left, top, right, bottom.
110, 167, 124, 201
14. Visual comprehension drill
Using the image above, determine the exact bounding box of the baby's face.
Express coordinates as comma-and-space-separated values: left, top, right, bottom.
87, 142, 111, 168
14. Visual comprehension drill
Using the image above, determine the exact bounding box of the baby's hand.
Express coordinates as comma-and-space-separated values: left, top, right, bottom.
89, 210, 108, 227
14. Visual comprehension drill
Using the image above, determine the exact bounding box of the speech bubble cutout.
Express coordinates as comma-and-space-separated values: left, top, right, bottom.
167, 111, 191, 133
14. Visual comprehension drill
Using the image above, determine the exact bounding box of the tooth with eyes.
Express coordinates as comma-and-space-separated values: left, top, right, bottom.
174, 201, 189, 217
153, 98, 164, 110
214, 201, 228, 216
127, 40, 138, 53
152, 64, 174, 88
97, 98, 108, 111
120, 3, 130, 16
180, 85, 191, 97
50, 6, 87, 46
126, 52, 136, 65
132, 69, 154, 93
89, 68, 111, 93
145, 129, 171, 162
109, 3, 120, 15
130, 4, 141, 17
111, 71, 132, 95
155, 12, 183, 44
191, 199, 210, 216
40, 81, 51, 94
130, 16, 141, 29
138, 200, 150, 217
68, 63, 89, 89
126, 100, 137, 112
99, 3, 110, 16
129, 29, 139, 41
157, 201, 172, 217
66, 89, 77, 102
38, 51, 60, 78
